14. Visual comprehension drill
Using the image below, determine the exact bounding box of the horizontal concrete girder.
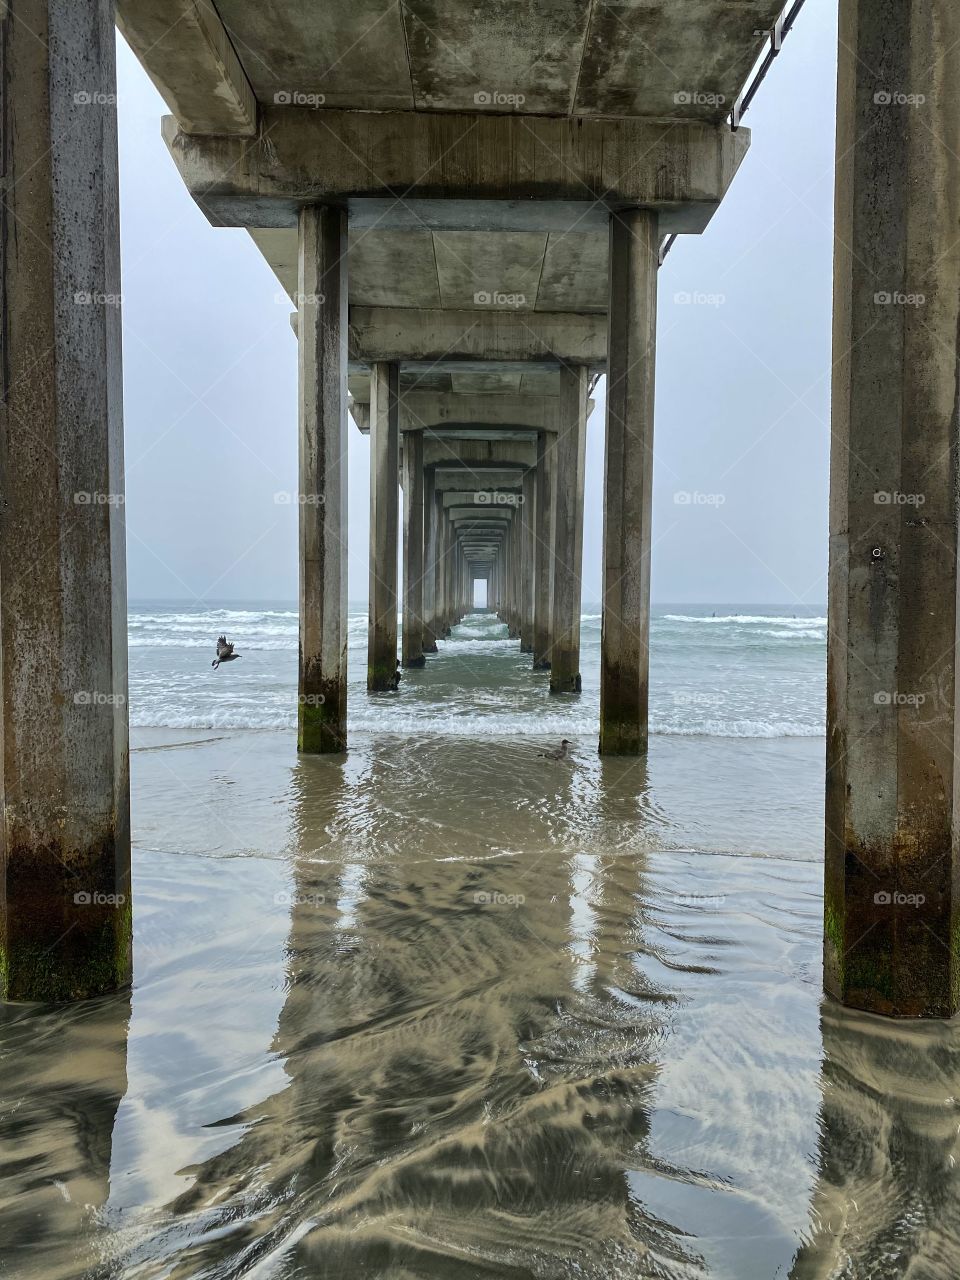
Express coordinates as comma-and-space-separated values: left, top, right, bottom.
424, 440, 537, 469
162, 111, 749, 232
349, 307, 606, 366
116, 0, 256, 136
442, 490, 522, 507
350, 392, 592, 434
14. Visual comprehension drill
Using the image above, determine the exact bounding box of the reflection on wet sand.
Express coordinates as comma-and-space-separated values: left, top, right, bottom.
2, 732, 960, 1278
0, 992, 130, 1279
790, 1003, 960, 1279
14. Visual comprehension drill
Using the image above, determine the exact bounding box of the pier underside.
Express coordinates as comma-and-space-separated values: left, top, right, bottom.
4, 0, 958, 1017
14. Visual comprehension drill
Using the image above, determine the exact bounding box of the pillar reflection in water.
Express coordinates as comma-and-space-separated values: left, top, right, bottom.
0, 992, 130, 1280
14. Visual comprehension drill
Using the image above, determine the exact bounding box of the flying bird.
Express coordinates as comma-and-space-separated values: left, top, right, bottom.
539, 739, 571, 761
212, 635, 241, 669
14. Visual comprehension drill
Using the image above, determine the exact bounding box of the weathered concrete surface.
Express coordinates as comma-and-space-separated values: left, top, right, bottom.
350, 391, 582, 435
600, 210, 658, 756
549, 368, 588, 693
128, 0, 780, 121
825, 0, 960, 1017
520, 469, 536, 653
298, 206, 349, 752
422, 468, 439, 652
0, 0, 131, 1000
368, 362, 401, 691
402, 431, 426, 668
348, 307, 606, 366
116, 0, 256, 136
533, 432, 556, 671
162, 111, 749, 233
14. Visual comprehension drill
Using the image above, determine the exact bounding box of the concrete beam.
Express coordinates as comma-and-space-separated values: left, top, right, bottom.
350, 392, 573, 434
117, 0, 257, 137
550, 367, 588, 693
424, 440, 537, 470
161, 110, 749, 231
348, 307, 606, 366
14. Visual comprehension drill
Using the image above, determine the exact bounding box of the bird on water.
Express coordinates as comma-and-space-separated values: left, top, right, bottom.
212, 636, 241, 669
540, 739, 571, 761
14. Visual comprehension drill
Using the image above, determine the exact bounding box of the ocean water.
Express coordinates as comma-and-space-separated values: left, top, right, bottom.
7, 602, 960, 1279
128, 601, 827, 740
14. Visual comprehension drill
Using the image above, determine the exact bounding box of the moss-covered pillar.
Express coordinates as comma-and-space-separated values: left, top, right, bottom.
549, 367, 588, 693
402, 431, 426, 667
520, 469, 536, 652
298, 205, 349, 753
0, 0, 131, 1000
422, 467, 439, 653
533, 431, 556, 670
367, 362, 400, 690
600, 208, 659, 755
826, 0, 960, 1017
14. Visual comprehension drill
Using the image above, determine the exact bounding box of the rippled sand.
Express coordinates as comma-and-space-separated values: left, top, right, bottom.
2, 730, 959, 1279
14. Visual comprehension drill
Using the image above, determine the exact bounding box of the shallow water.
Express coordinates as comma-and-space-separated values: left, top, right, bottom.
3, 612, 959, 1279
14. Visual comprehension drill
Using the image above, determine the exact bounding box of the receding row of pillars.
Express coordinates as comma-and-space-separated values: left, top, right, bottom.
297, 205, 658, 756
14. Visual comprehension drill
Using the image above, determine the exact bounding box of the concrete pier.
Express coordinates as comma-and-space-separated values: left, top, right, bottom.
825, 0, 960, 1017
367, 362, 400, 691
600, 210, 659, 755
533, 434, 556, 671
298, 206, 349, 751
520, 469, 536, 653
0, 0, 131, 999
422, 468, 440, 653
549, 368, 589, 693
402, 432, 427, 668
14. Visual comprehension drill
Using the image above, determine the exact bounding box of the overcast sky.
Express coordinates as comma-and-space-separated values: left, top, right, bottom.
117, 3, 837, 606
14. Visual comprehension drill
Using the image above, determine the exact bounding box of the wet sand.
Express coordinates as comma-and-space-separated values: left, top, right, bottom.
2, 731, 959, 1279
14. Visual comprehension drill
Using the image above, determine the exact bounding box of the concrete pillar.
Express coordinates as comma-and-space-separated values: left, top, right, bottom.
422, 468, 439, 652
367, 362, 400, 690
600, 208, 659, 754
549, 366, 588, 693
0, 0, 131, 1000
299, 206, 349, 752
826, 0, 960, 1017
520, 469, 536, 652
402, 431, 427, 667
533, 431, 556, 670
